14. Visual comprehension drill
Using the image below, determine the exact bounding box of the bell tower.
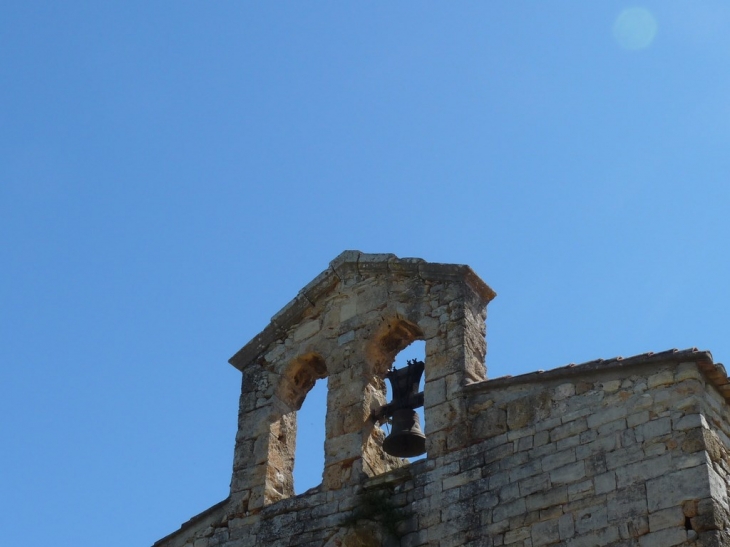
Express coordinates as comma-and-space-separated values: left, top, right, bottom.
225, 251, 496, 517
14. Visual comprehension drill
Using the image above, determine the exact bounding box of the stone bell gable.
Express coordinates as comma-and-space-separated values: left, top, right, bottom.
227, 251, 496, 513
154, 252, 730, 547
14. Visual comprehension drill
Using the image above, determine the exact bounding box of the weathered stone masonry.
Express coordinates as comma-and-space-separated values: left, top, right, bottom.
154, 251, 730, 547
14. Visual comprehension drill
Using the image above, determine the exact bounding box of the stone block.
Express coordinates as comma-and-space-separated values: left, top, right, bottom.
556, 434, 582, 451
529, 440, 556, 460
337, 330, 355, 346
568, 479, 594, 501
323, 432, 362, 466
638, 527, 687, 547
690, 498, 727, 532
499, 482, 520, 503
550, 461, 586, 485
474, 491, 499, 511
504, 526, 531, 544
672, 450, 712, 470
555, 526, 619, 547
647, 465, 712, 512
597, 418, 627, 436
635, 417, 671, 441
575, 434, 617, 460
429, 399, 465, 435
356, 252, 396, 274
674, 413, 708, 431
339, 300, 357, 322
531, 518, 560, 546
607, 484, 647, 521
675, 363, 703, 382
550, 418, 588, 442
598, 380, 622, 393
535, 416, 562, 433
594, 471, 616, 495
560, 407, 591, 424
627, 410, 650, 428
615, 454, 672, 489
519, 474, 550, 497
574, 505, 608, 535
443, 468, 481, 491
292, 319, 321, 341
492, 498, 526, 523
539, 504, 562, 522
648, 506, 685, 532
472, 406, 508, 440
508, 392, 551, 431
605, 445, 644, 470
559, 513, 575, 540
500, 451, 529, 472
553, 383, 576, 401
298, 267, 338, 302
516, 435, 534, 452
423, 376, 446, 409
541, 448, 576, 472
533, 430, 550, 447
587, 405, 628, 429
509, 459, 542, 483
488, 470, 510, 490
647, 370, 675, 389
584, 453, 607, 476
525, 486, 568, 512
271, 293, 313, 329
483, 440, 513, 465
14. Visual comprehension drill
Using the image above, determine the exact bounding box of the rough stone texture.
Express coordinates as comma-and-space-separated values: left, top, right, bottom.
153, 251, 730, 547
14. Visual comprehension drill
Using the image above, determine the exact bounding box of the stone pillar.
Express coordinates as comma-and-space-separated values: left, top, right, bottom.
229, 365, 278, 515
322, 356, 369, 490
322, 344, 403, 489
422, 280, 490, 458
229, 354, 327, 514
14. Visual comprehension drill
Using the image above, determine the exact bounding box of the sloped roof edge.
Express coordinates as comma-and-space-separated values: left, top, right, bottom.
465, 348, 730, 403
228, 251, 496, 371
152, 497, 228, 547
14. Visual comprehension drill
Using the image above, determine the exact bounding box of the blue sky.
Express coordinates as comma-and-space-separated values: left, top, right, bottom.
2, 2, 729, 545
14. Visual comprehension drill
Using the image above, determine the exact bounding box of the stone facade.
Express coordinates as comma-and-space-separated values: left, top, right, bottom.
154, 251, 730, 547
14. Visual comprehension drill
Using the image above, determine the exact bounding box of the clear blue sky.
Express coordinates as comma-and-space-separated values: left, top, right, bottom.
2, 2, 729, 545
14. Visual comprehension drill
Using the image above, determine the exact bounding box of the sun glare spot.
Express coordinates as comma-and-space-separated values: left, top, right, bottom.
613, 7, 658, 50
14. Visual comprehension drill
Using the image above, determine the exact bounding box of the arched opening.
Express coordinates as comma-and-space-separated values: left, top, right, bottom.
361, 317, 427, 478
293, 377, 327, 494
270, 353, 327, 500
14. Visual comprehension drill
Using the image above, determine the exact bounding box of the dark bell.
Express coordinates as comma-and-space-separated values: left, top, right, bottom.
383, 408, 426, 458
379, 359, 427, 458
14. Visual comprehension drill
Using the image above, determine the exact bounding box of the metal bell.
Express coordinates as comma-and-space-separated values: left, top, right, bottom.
380, 359, 427, 458
383, 408, 426, 458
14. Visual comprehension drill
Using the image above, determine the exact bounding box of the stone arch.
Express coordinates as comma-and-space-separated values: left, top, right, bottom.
366, 316, 424, 379
278, 353, 328, 411
228, 353, 329, 511
264, 353, 328, 502
357, 317, 427, 474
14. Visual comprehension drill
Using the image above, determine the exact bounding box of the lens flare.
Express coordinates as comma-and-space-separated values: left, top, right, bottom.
613, 7, 658, 50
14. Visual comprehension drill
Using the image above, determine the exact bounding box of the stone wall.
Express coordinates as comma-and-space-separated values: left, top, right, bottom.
153, 252, 730, 547
454, 354, 728, 547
